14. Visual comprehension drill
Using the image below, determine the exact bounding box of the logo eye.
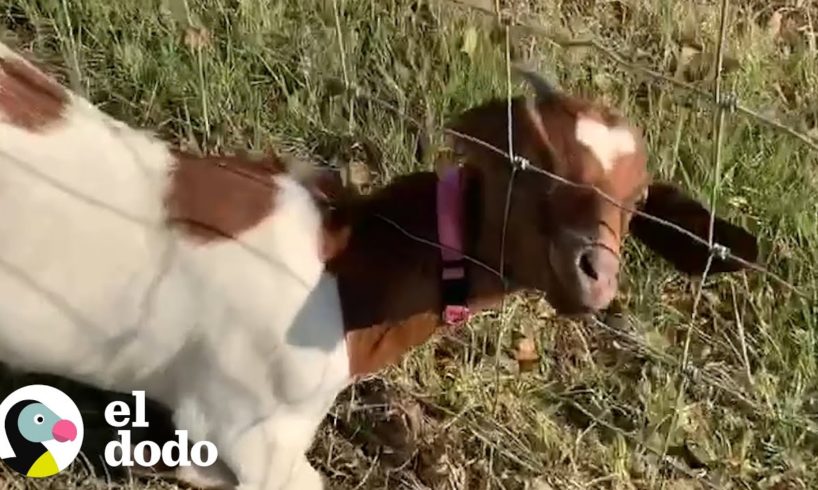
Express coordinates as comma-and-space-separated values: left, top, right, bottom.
33, 414, 45, 425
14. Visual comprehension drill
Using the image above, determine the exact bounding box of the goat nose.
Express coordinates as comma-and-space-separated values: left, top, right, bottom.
577, 246, 619, 285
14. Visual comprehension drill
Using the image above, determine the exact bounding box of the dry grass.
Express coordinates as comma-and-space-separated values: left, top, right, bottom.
1, 0, 817, 489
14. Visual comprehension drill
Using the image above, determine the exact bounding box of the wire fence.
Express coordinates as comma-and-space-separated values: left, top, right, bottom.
311, 2, 810, 297
323, 0, 815, 488
1, 0, 816, 488
448, 0, 818, 154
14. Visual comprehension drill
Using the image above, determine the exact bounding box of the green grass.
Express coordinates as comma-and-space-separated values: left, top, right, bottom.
1, 0, 817, 488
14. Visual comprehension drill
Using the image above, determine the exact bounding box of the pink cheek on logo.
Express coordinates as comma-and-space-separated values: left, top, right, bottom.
52, 419, 77, 442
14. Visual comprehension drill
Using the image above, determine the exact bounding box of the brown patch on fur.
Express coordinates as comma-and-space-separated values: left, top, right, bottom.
164, 151, 285, 242
0, 56, 68, 131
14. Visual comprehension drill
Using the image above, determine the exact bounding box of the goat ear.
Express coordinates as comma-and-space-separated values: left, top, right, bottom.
513, 65, 557, 102
629, 182, 759, 276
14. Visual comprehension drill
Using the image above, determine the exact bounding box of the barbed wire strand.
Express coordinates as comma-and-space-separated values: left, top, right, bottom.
442, 0, 818, 154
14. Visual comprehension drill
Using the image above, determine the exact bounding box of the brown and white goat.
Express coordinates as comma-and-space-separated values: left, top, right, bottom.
0, 42, 758, 489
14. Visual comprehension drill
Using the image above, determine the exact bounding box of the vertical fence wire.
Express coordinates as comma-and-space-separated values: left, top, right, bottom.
656, 1, 732, 486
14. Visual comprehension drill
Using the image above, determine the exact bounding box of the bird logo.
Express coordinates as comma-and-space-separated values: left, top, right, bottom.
0, 385, 84, 478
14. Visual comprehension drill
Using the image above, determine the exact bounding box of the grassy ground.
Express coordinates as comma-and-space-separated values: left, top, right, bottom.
1, 0, 817, 488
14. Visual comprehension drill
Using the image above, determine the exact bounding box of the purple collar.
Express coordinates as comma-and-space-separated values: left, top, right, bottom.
436, 166, 470, 326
